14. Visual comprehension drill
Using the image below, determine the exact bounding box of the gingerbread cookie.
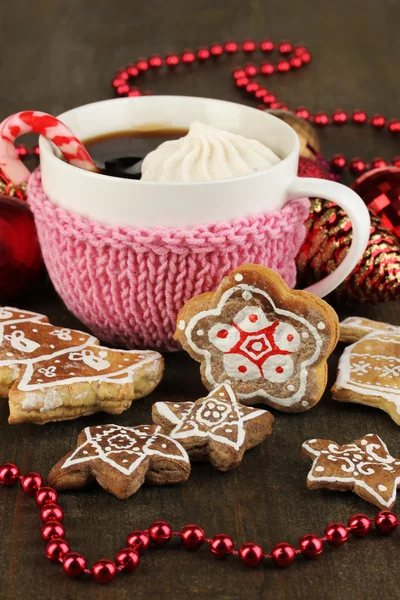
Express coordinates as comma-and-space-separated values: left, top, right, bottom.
302, 433, 400, 509
152, 383, 274, 471
332, 330, 400, 425
48, 424, 190, 499
174, 264, 339, 412
339, 316, 400, 344
0, 306, 164, 424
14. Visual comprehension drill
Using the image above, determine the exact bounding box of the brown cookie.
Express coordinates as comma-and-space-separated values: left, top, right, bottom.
152, 383, 274, 471
174, 264, 339, 412
48, 424, 191, 499
339, 316, 400, 343
332, 330, 400, 425
0, 306, 164, 424
302, 433, 400, 509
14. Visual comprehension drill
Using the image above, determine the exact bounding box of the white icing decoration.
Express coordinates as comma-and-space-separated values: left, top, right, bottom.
379, 484, 387, 491
301, 400, 309, 407
197, 330, 204, 336
262, 354, 294, 383
68, 349, 111, 371
242, 291, 253, 301
3, 330, 41, 353
22, 389, 64, 413
274, 323, 300, 352
208, 323, 240, 353
317, 322, 326, 330
49, 328, 72, 341
178, 320, 185, 331
234, 273, 243, 282
233, 306, 271, 333
315, 466, 324, 472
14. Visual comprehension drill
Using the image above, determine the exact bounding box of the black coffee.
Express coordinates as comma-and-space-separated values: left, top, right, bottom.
84, 128, 188, 179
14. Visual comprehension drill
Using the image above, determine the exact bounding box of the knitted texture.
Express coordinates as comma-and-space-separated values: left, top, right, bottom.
27, 169, 309, 351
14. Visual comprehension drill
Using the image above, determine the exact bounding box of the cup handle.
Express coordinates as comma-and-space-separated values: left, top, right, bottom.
287, 176, 371, 298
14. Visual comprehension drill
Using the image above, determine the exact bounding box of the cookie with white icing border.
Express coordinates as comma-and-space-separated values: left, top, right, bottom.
48, 424, 190, 499
332, 331, 400, 425
174, 264, 339, 412
339, 316, 400, 344
302, 433, 400, 509
152, 383, 274, 471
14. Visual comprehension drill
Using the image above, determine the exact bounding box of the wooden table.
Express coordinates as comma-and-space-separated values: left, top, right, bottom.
1, 1, 399, 598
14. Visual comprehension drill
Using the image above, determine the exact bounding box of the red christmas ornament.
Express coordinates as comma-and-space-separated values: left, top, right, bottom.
36, 486, 58, 507
197, 47, 210, 61
40, 503, 64, 523
182, 50, 195, 64
181, 524, 205, 549
149, 521, 172, 545
63, 552, 87, 578
45, 538, 70, 563
375, 511, 399, 535
298, 534, 323, 558
278, 40, 292, 55
331, 154, 347, 173
148, 55, 163, 68
349, 157, 366, 175
166, 53, 180, 66
20, 472, 43, 496
352, 109, 367, 124
126, 530, 150, 554
238, 542, 264, 567
348, 514, 372, 537
210, 43, 224, 56
271, 542, 296, 567
0, 195, 43, 302
136, 58, 149, 72
41, 520, 65, 542
242, 39, 256, 52
210, 534, 234, 557
260, 39, 274, 52
371, 114, 386, 129
332, 109, 348, 125
324, 523, 349, 546
0, 463, 20, 486
115, 548, 140, 572
224, 41, 239, 53
388, 119, 400, 134
313, 112, 330, 127
92, 559, 117, 584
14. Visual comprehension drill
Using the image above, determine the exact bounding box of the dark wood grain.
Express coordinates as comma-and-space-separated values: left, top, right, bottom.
1, 1, 399, 598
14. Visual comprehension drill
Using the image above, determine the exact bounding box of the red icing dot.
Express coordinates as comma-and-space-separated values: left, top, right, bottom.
217, 329, 229, 339
248, 314, 258, 323
287, 334, 294, 342
275, 366, 284, 374
238, 365, 247, 373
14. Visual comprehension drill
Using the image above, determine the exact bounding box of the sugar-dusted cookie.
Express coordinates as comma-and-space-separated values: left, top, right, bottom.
48, 424, 190, 499
302, 433, 400, 509
332, 331, 400, 425
339, 316, 400, 344
1, 306, 164, 424
152, 383, 274, 471
174, 264, 339, 412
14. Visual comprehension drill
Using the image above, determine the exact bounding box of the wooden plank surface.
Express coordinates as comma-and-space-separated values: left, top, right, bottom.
1, 1, 399, 598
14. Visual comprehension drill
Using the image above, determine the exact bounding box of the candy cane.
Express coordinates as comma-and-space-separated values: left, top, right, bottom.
0, 111, 98, 185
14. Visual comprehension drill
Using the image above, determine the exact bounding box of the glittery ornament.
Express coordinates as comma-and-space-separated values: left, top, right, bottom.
267, 110, 321, 160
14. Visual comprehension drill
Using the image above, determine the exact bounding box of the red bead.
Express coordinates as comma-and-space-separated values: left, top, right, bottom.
34, 145, 40, 156
41, 520, 65, 541
115, 548, 140, 573
245, 82, 259, 94
16, 145, 28, 157
301, 51, 311, 64
255, 87, 268, 99
210, 534, 234, 557
299, 534, 324, 559
20, 472, 43, 496
294, 45, 309, 57
352, 109, 367, 124
233, 69, 246, 79
333, 109, 348, 125
371, 157, 387, 169
330, 154, 347, 173
296, 107, 310, 120
181, 524, 205, 549
271, 542, 296, 567
128, 88, 141, 97
126, 65, 139, 77
244, 63, 258, 77
0, 463, 20, 486
112, 77, 125, 88
269, 101, 282, 109
182, 50, 195, 64
314, 112, 330, 127
242, 39, 256, 53
116, 70, 129, 80
260, 39, 274, 52
263, 94, 277, 105
63, 552, 86, 578
392, 156, 400, 168
278, 41, 292, 55
349, 157, 366, 175
239, 542, 263, 567
324, 522, 349, 546
36, 486, 58, 507
375, 511, 399, 535
166, 53, 180, 66
92, 559, 116, 584
45, 538, 70, 563
116, 84, 130, 96
149, 55, 163, 68
224, 41, 238, 53
256, 104, 266, 111
136, 59, 149, 72
210, 43, 224, 56
290, 57, 303, 69
348, 514, 372, 538
149, 520, 172, 545
41, 503, 64, 523
277, 60, 290, 73
370, 114, 386, 129
235, 77, 250, 88
260, 62, 275, 75
388, 119, 400, 134
126, 530, 150, 554
197, 47, 210, 61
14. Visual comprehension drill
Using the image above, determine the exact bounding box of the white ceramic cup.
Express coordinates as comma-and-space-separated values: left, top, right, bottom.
39, 95, 370, 298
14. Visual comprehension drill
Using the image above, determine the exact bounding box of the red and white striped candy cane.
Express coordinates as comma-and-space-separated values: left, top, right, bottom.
0, 110, 98, 185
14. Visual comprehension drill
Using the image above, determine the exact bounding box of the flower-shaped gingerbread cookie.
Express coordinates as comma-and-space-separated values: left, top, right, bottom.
174, 265, 339, 412
303, 433, 400, 509
48, 424, 191, 499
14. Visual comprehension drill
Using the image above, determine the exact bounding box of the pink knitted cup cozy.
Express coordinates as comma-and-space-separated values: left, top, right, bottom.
27, 169, 310, 351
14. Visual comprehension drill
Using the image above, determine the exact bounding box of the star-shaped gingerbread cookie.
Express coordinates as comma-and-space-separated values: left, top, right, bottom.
302, 433, 400, 509
48, 424, 191, 499
152, 383, 274, 471
174, 264, 339, 412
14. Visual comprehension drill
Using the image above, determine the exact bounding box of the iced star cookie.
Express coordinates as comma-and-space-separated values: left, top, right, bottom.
48, 424, 190, 499
174, 265, 339, 412
0, 306, 164, 424
332, 331, 400, 425
339, 316, 400, 344
152, 383, 274, 471
302, 433, 400, 509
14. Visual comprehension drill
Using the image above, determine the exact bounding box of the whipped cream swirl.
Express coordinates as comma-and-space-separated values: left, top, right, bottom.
141, 121, 281, 182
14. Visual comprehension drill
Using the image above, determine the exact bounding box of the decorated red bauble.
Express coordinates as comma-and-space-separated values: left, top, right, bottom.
0, 195, 43, 302
351, 167, 400, 237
